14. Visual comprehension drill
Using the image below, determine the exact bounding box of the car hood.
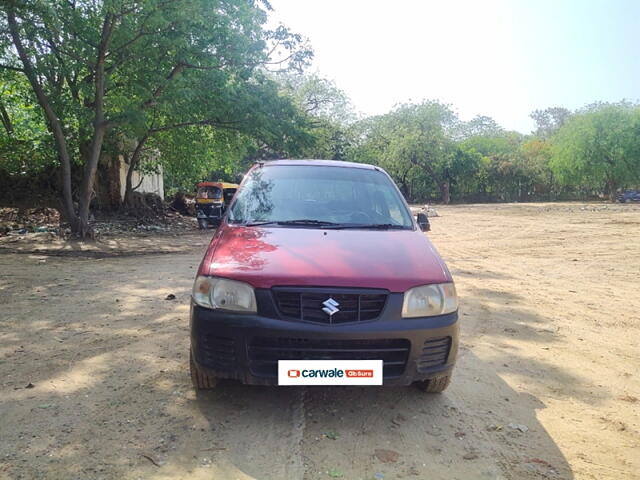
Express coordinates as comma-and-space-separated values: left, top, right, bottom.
200, 225, 452, 292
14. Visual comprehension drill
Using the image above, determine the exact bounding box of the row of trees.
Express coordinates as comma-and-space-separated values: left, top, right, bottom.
305, 97, 640, 204
2, 2, 639, 239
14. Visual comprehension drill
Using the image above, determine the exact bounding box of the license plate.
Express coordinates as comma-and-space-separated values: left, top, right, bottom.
278, 360, 383, 385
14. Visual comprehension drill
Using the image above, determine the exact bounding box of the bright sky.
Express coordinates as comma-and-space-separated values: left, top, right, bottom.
268, 0, 640, 133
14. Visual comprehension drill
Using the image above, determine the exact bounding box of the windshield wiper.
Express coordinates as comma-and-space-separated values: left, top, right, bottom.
241, 220, 280, 226
240, 220, 408, 230
335, 223, 408, 230
243, 219, 340, 227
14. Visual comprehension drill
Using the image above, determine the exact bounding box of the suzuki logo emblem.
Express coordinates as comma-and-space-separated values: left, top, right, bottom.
322, 298, 340, 316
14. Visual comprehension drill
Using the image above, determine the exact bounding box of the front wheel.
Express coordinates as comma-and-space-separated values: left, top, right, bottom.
190, 349, 217, 390
197, 218, 209, 230
413, 375, 451, 393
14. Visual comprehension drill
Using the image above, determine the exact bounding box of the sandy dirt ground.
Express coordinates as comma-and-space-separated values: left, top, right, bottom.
0, 203, 638, 480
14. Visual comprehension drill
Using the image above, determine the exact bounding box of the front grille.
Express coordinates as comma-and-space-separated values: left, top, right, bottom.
199, 336, 236, 370
248, 337, 410, 378
273, 289, 387, 324
416, 337, 451, 372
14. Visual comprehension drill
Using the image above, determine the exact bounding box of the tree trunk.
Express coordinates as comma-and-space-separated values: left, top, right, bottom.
607, 179, 617, 202
517, 179, 522, 202
77, 131, 106, 239
440, 180, 450, 204
75, 15, 115, 238
7, 9, 79, 233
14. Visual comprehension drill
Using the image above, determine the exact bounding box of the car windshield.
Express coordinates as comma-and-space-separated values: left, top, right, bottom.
228, 165, 413, 228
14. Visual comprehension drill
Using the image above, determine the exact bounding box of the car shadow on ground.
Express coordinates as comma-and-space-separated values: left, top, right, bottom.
185, 346, 574, 480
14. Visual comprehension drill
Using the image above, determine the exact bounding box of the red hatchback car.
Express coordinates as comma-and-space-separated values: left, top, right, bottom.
190, 160, 458, 392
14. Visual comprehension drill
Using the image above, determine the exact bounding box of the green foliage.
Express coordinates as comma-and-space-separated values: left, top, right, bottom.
0, 0, 312, 216
550, 102, 640, 195
276, 73, 356, 160
456, 115, 504, 139
0, 71, 55, 174
348, 101, 475, 202
2, 2, 638, 208
344, 98, 638, 203
531, 107, 571, 139
520, 137, 554, 192
345, 101, 583, 203
155, 126, 252, 194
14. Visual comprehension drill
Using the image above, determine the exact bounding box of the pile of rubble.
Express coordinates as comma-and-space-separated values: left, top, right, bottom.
91, 211, 197, 237
0, 207, 197, 239
0, 207, 61, 236
410, 204, 440, 217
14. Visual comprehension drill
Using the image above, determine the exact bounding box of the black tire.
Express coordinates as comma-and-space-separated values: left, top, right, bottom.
197, 218, 208, 230
190, 350, 217, 390
414, 375, 451, 393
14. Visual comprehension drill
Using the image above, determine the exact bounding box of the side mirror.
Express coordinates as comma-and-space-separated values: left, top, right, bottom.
416, 212, 430, 232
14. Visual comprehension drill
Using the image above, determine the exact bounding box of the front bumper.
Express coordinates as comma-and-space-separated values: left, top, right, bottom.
190, 290, 459, 386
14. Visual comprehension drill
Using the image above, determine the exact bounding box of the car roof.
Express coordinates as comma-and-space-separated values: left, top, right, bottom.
259, 159, 379, 170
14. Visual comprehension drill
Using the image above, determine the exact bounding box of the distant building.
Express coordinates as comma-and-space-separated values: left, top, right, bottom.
116, 156, 164, 201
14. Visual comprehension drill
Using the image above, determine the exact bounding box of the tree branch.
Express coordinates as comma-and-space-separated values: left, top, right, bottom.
123, 133, 150, 206
0, 100, 14, 135
140, 63, 186, 109
132, 176, 144, 191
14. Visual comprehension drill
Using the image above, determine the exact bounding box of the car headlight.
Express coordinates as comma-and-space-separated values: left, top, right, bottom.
402, 283, 458, 318
192, 276, 257, 313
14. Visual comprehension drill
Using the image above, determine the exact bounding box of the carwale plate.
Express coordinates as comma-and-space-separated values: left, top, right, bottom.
278, 360, 383, 385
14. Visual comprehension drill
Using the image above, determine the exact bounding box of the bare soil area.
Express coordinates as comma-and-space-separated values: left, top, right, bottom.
1, 203, 638, 480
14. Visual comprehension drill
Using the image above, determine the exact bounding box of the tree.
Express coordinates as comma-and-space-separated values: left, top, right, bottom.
519, 137, 554, 199
460, 132, 527, 201
118, 72, 312, 207
278, 73, 354, 123
348, 101, 459, 203
0, 0, 310, 237
550, 102, 640, 200
457, 115, 504, 139
276, 73, 356, 160
347, 116, 418, 198
530, 107, 571, 138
